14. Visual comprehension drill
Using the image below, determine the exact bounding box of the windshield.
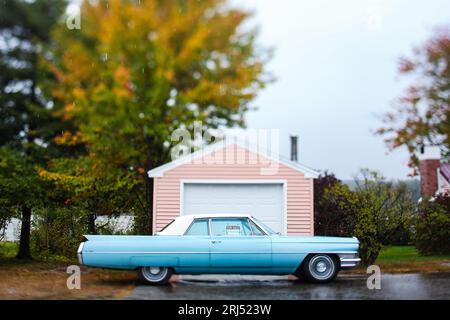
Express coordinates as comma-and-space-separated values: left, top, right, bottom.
251, 217, 278, 235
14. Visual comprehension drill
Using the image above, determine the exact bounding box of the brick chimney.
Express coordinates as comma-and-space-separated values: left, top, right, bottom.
418, 146, 441, 197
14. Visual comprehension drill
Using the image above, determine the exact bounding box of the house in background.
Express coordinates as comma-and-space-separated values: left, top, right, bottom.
147, 138, 319, 236
418, 146, 450, 197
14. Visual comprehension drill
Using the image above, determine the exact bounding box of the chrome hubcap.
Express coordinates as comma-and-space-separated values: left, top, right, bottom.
308, 255, 335, 280
141, 266, 169, 283
149, 267, 160, 275
316, 261, 327, 273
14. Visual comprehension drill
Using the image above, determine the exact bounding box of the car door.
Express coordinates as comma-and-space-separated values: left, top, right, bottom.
175, 218, 211, 272
209, 217, 272, 274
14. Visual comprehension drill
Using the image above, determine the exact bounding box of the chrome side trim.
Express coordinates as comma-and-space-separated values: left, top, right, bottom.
86, 251, 269, 254
337, 253, 361, 269
83, 251, 358, 255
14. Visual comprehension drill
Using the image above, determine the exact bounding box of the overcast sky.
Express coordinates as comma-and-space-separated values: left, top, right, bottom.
227, 0, 450, 180
66, 0, 450, 179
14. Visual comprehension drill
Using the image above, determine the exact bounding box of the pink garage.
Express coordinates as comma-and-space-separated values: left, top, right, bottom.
147, 140, 319, 236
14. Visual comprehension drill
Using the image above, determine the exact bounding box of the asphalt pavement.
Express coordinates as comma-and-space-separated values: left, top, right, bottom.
126, 272, 450, 300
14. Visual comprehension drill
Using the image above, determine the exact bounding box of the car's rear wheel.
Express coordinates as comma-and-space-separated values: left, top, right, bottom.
138, 266, 173, 285
301, 254, 338, 283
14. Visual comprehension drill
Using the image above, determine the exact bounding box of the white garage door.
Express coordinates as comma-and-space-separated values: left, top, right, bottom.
182, 183, 285, 234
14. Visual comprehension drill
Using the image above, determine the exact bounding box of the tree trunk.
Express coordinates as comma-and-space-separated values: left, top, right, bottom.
87, 214, 96, 234
16, 205, 32, 259
140, 138, 166, 235
145, 175, 154, 235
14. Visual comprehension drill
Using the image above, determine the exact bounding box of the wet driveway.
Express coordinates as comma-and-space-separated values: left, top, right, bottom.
126, 273, 450, 300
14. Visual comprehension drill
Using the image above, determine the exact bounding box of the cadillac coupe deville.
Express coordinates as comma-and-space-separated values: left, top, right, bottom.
77, 214, 360, 285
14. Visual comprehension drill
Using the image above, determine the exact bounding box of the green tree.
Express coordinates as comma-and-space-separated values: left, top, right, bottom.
42, 0, 271, 234
0, 148, 53, 257
377, 27, 450, 173
38, 154, 139, 234
0, 0, 67, 258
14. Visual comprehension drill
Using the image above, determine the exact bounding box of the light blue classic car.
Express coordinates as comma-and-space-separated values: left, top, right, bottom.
77, 214, 360, 285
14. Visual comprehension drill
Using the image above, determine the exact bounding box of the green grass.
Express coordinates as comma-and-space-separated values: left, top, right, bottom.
0, 242, 75, 265
376, 246, 450, 263
0, 242, 18, 259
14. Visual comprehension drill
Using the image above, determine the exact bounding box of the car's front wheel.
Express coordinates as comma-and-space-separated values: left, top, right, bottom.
138, 266, 173, 285
301, 254, 339, 283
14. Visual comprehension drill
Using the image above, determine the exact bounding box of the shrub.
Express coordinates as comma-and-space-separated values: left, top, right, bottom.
353, 171, 416, 265
415, 194, 450, 255
0, 202, 15, 242
0, 241, 18, 258
385, 217, 415, 245
314, 172, 355, 237
315, 170, 416, 266
31, 207, 88, 259
30, 207, 134, 259
0, 215, 10, 242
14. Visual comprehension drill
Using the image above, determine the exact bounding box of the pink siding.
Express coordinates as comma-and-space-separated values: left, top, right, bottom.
153, 144, 314, 235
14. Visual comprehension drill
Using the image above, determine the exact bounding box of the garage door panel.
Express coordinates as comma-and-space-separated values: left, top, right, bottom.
183, 183, 285, 234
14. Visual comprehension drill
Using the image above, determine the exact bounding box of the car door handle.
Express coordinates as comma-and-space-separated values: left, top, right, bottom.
211, 240, 222, 244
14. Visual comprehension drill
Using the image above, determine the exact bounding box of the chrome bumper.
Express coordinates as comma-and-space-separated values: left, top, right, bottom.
77, 242, 84, 265
338, 253, 361, 269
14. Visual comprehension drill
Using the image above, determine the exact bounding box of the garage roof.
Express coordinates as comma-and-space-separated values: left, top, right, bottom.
147, 139, 319, 178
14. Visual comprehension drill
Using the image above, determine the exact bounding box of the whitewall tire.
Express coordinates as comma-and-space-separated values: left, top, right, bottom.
302, 254, 339, 283
138, 266, 173, 285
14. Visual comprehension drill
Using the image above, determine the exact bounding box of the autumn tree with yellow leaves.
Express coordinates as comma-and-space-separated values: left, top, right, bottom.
41, 0, 271, 233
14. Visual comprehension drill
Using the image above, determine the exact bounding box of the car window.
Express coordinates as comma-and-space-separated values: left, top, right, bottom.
211, 218, 251, 237
242, 219, 253, 235
185, 219, 209, 236
248, 219, 265, 236
251, 217, 277, 235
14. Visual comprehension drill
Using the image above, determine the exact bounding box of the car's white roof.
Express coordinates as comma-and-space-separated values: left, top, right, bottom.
181, 213, 252, 219
156, 214, 255, 236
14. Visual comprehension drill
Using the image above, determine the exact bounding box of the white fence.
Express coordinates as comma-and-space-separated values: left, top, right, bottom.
1, 215, 134, 242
